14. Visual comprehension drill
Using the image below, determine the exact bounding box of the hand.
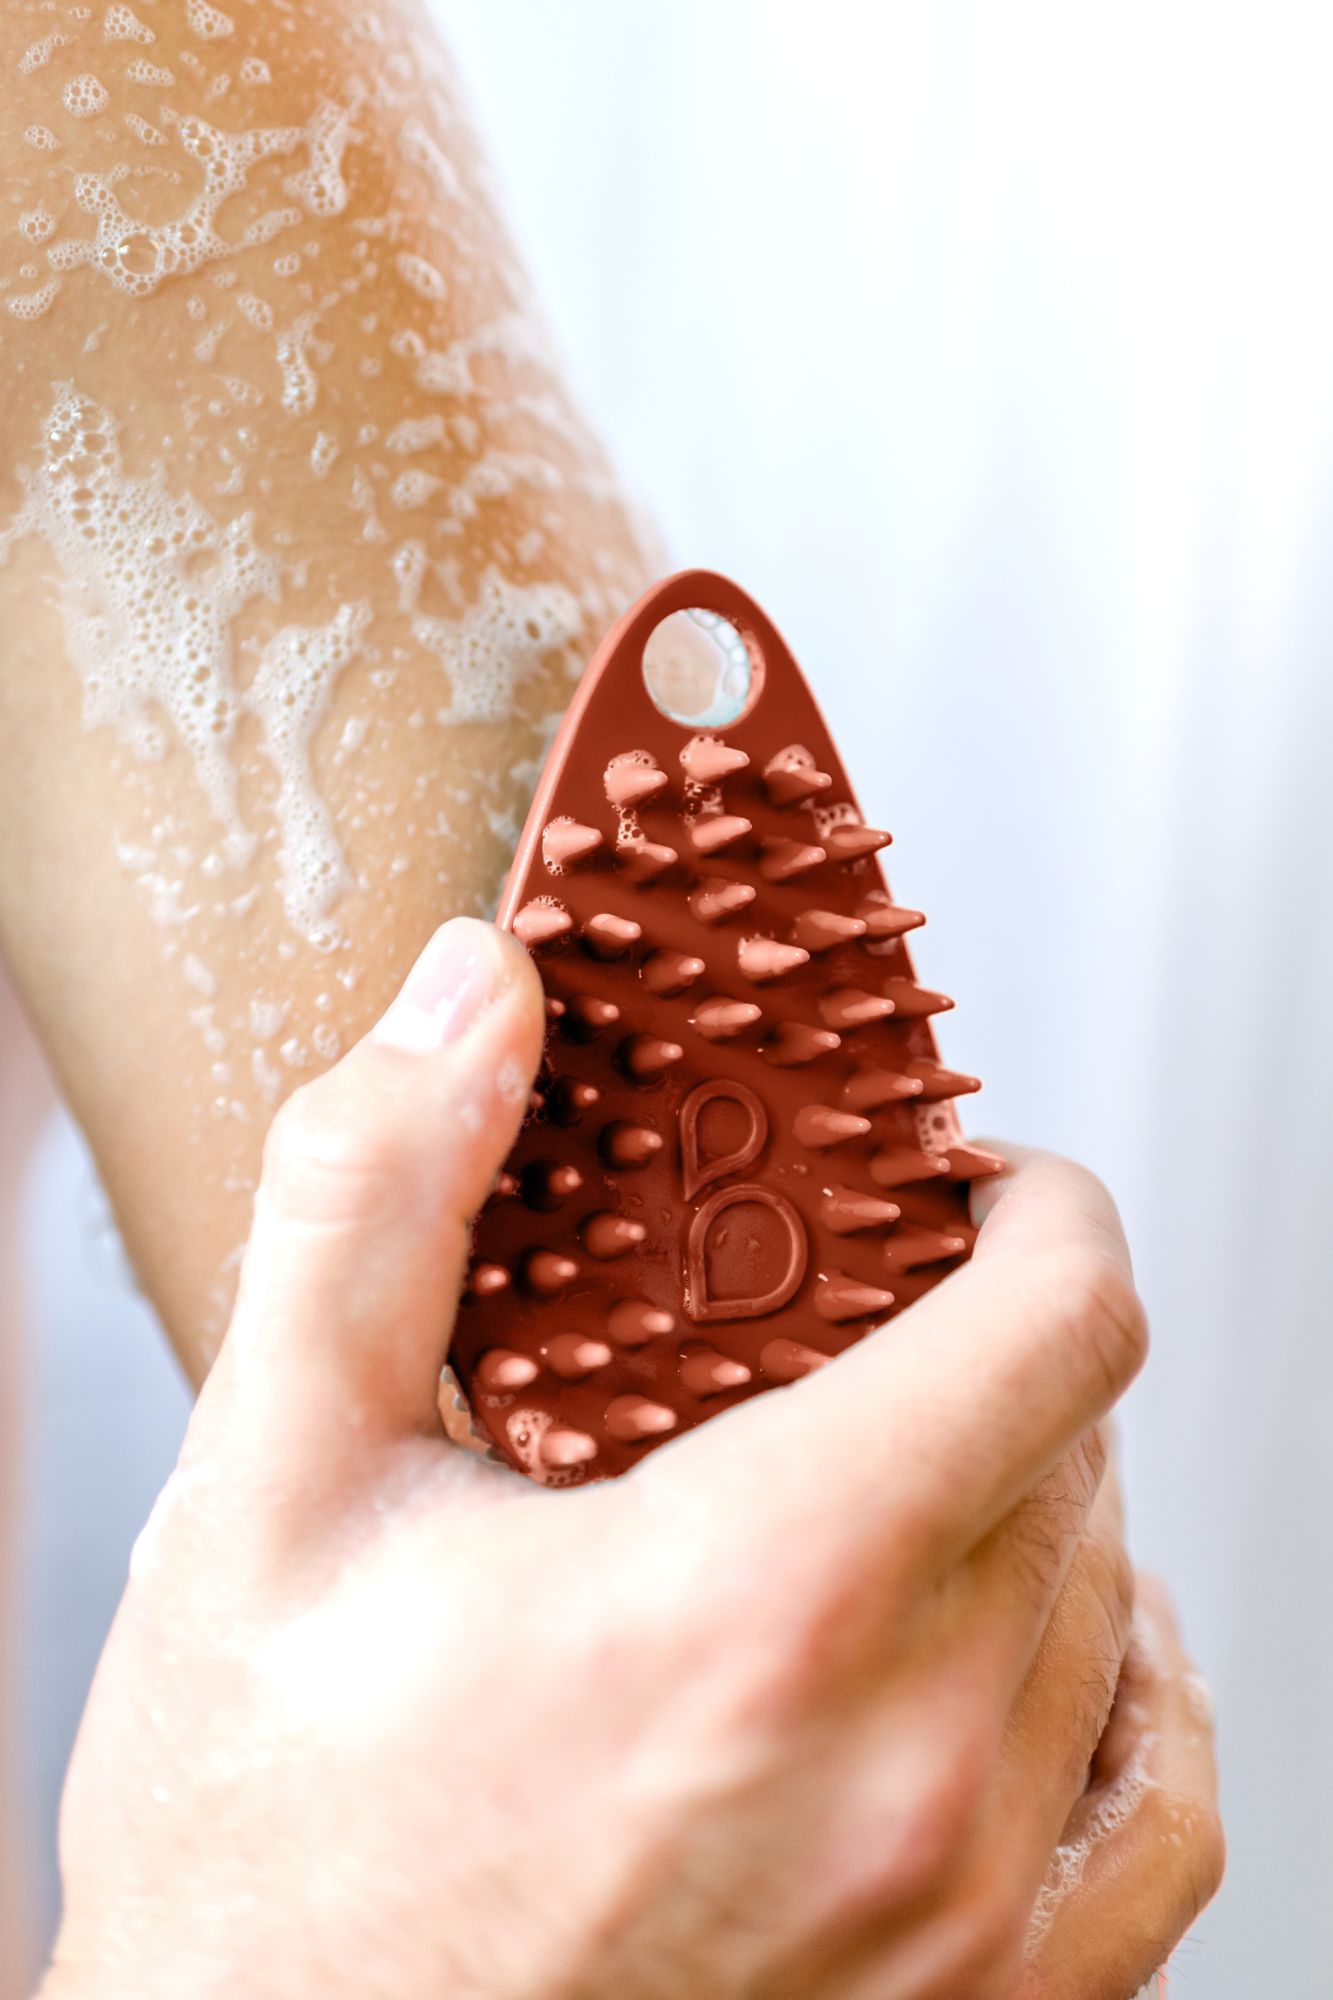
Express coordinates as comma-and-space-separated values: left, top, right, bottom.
43, 918, 1221, 2000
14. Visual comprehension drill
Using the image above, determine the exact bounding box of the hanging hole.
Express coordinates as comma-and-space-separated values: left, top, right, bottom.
642, 608, 760, 728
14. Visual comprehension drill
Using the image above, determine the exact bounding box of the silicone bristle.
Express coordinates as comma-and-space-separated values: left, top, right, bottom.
814, 1274, 895, 1322
581, 1211, 648, 1259
763, 748, 833, 809
470, 1263, 510, 1300
680, 739, 750, 785
605, 1394, 678, 1442
548, 1078, 600, 1123
944, 1145, 1006, 1180
879, 979, 954, 1018
619, 1034, 684, 1082
689, 813, 753, 857
790, 909, 868, 953
599, 1122, 663, 1168
489, 1171, 519, 1201
521, 1250, 578, 1295
522, 1161, 583, 1209
819, 988, 896, 1030
762, 1022, 841, 1066
642, 949, 705, 995
821, 1185, 902, 1235
545, 996, 566, 1020
689, 878, 757, 924
737, 937, 810, 984
760, 1337, 829, 1382
881, 1226, 971, 1272
547, 1334, 613, 1379
541, 1428, 598, 1469
513, 901, 572, 948
476, 1348, 539, 1392
607, 1299, 675, 1346
564, 994, 621, 1038
583, 912, 642, 960
794, 1105, 873, 1150
857, 894, 925, 940
902, 1059, 981, 1101
680, 1347, 752, 1397
691, 998, 763, 1041
824, 823, 892, 861
759, 837, 826, 882
542, 819, 604, 870
616, 839, 678, 885
869, 1145, 952, 1189
604, 759, 668, 808
841, 1066, 924, 1111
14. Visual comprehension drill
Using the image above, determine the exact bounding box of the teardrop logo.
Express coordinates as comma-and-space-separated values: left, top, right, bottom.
685, 1183, 809, 1323
678, 1077, 769, 1200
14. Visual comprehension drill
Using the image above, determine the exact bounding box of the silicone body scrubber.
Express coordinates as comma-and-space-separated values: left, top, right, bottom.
444, 571, 999, 1486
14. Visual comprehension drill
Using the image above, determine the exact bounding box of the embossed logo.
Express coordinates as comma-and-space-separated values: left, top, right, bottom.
678, 1078, 809, 1321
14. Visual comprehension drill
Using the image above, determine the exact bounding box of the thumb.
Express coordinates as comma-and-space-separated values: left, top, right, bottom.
215, 917, 544, 1472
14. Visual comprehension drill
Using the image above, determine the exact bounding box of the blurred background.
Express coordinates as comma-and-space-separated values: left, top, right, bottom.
11, 0, 1330, 1990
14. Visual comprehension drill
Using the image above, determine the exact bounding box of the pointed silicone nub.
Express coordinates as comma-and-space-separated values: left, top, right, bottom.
476, 1348, 539, 1392
489, 1171, 519, 1201
608, 1298, 675, 1346
470, 1263, 511, 1299
680, 1347, 752, 1398
543, 819, 604, 870
546, 1333, 613, 1380
790, 909, 867, 953
763, 748, 833, 808
617, 839, 678, 885
583, 913, 642, 959
821, 1185, 902, 1235
882, 1226, 971, 1272
605, 1394, 678, 1442
879, 979, 954, 1018
738, 937, 810, 984
689, 813, 753, 856
604, 759, 667, 808
819, 988, 896, 1030
759, 837, 826, 882
523, 1161, 583, 1210
762, 1021, 841, 1066
814, 1274, 896, 1322
825, 822, 892, 861
642, 949, 705, 995
582, 1211, 648, 1259
944, 1145, 1006, 1180
902, 1059, 981, 1101
689, 878, 757, 924
692, 998, 763, 1041
548, 1078, 600, 1123
599, 1121, 664, 1169
856, 894, 925, 940
522, 1249, 579, 1296
545, 996, 567, 1020
842, 1066, 924, 1112
541, 1428, 598, 1469
869, 1146, 952, 1189
760, 1337, 830, 1382
619, 1034, 684, 1081
513, 902, 572, 948
681, 739, 750, 785
794, 1105, 873, 1149
564, 994, 621, 1038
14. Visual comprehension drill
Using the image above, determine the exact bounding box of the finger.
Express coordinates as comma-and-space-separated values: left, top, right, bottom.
960, 1427, 1115, 1709
991, 1470, 1135, 1880
679, 1146, 1147, 1581
209, 918, 545, 1473
1019, 1577, 1224, 2000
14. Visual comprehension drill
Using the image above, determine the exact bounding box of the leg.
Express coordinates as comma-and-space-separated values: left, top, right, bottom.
0, 0, 654, 1380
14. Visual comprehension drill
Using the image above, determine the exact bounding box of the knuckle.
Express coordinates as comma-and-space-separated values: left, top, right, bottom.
1138, 1788, 1227, 1935
921, 1855, 1028, 2000
1042, 1245, 1149, 1406
261, 1075, 412, 1227
882, 1720, 996, 1908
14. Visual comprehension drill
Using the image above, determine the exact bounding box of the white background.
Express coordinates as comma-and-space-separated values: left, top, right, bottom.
17, 2, 1332, 1991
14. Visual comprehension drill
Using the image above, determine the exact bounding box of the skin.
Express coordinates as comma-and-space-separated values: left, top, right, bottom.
39, 921, 1223, 2000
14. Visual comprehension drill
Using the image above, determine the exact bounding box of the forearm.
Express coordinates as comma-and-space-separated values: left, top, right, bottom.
0, 0, 653, 1378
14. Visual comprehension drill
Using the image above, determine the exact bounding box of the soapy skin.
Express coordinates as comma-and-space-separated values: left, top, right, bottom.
0, 0, 654, 1379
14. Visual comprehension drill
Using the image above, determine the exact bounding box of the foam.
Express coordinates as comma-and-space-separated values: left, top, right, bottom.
63, 74, 111, 118
0, 388, 373, 942
23, 125, 61, 150
186, 0, 235, 40
395, 250, 447, 303
43, 102, 353, 301
393, 544, 582, 725
1025, 1741, 1157, 1950
104, 7, 155, 45
19, 34, 71, 75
